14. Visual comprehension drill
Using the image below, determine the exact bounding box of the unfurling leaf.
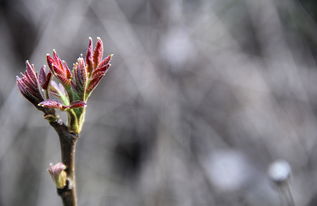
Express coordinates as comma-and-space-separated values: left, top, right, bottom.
93, 37, 103, 68
16, 61, 44, 106
39, 65, 52, 90
68, 101, 87, 109
73, 57, 87, 94
38, 100, 65, 110
38, 100, 86, 111
17, 37, 113, 134
86, 37, 94, 74
46, 51, 72, 87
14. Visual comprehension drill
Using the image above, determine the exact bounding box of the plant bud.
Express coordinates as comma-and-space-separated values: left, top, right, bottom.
48, 162, 67, 189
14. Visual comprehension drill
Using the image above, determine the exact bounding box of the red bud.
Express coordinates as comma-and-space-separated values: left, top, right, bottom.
16, 61, 44, 106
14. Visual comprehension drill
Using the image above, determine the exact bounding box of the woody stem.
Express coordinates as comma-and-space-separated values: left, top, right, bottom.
44, 109, 79, 206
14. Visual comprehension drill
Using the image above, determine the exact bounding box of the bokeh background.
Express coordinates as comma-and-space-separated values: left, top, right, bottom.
1, 0, 317, 205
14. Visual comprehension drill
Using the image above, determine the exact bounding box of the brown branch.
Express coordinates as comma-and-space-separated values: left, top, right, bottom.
43, 108, 79, 206
17, 37, 112, 206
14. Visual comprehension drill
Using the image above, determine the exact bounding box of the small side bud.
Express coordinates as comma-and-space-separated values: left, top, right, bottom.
48, 162, 67, 189
268, 160, 291, 186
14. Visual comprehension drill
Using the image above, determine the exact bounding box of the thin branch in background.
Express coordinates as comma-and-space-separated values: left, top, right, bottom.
268, 160, 296, 206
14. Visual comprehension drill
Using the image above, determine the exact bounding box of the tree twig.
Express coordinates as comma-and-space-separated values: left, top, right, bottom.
16, 37, 112, 206
44, 109, 78, 206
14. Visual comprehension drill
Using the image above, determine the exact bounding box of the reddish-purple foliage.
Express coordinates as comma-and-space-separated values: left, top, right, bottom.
17, 37, 113, 111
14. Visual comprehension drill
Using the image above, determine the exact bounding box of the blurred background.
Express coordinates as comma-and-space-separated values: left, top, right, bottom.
2, 0, 317, 205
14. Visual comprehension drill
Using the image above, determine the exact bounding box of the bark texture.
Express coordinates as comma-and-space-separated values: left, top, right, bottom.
44, 109, 79, 206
